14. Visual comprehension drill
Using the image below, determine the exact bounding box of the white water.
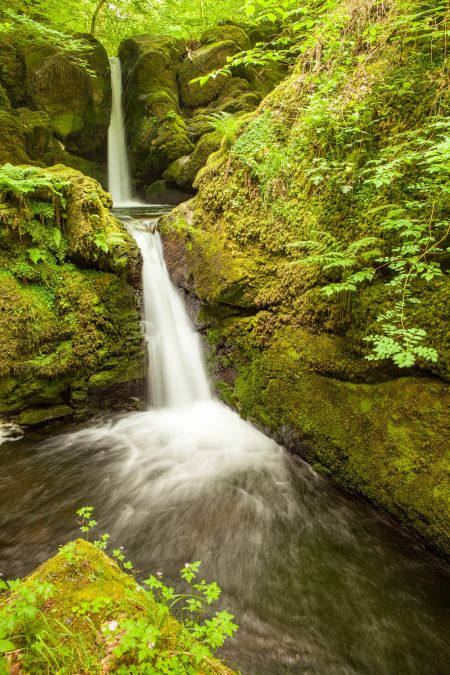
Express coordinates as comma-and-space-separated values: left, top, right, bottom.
131, 222, 211, 407
108, 57, 134, 206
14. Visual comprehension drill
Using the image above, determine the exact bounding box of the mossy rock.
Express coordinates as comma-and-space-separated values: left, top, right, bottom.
0, 39, 27, 107
177, 40, 242, 108
17, 108, 53, 159
227, 324, 450, 554
189, 130, 225, 186
22, 35, 111, 161
0, 84, 11, 110
0, 111, 29, 165
1, 539, 235, 674
145, 179, 192, 205
200, 25, 251, 51
0, 164, 146, 421
119, 34, 193, 188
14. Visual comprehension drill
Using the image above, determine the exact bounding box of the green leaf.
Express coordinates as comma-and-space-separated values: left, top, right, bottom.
0, 639, 15, 654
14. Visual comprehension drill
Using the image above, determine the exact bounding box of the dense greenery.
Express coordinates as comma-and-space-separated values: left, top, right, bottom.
0, 509, 237, 673
200, 0, 450, 368
1, 0, 245, 53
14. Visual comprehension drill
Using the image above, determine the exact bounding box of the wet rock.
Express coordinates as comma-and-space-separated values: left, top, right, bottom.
145, 179, 192, 205
0, 165, 146, 422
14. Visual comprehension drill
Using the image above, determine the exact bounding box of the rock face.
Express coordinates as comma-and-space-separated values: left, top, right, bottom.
160, 2, 450, 554
119, 24, 286, 196
0, 35, 111, 185
0, 165, 146, 426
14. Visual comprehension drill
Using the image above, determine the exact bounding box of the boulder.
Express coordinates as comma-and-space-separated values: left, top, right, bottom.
0, 164, 146, 422
22, 35, 111, 161
145, 179, 192, 205
119, 35, 193, 187
164, 130, 224, 187
177, 40, 242, 108
200, 24, 251, 51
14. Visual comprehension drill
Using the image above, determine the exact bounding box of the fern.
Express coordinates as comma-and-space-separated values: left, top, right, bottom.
204, 112, 243, 141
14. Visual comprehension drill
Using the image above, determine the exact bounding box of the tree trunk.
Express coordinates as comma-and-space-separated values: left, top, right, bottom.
90, 0, 108, 36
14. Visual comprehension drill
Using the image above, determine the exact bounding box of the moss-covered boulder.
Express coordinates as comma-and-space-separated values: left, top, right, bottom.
0, 539, 235, 674
178, 40, 242, 108
119, 34, 193, 189
160, 1, 450, 554
0, 34, 111, 184
0, 111, 30, 165
22, 35, 111, 161
200, 24, 251, 51
0, 164, 146, 424
164, 130, 224, 187
145, 179, 193, 205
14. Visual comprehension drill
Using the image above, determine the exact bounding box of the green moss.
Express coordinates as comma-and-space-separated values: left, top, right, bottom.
200, 25, 251, 51
0, 165, 145, 422
18, 404, 74, 426
178, 41, 241, 108
2, 540, 235, 674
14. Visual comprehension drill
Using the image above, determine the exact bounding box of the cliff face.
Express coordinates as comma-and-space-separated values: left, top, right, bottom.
160, 0, 450, 554
0, 165, 146, 426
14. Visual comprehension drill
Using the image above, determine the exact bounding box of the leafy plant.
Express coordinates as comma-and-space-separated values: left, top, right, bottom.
93, 229, 127, 254
0, 508, 238, 674
291, 115, 450, 368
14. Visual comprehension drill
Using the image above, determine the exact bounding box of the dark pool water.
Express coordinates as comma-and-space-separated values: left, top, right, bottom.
1, 403, 449, 675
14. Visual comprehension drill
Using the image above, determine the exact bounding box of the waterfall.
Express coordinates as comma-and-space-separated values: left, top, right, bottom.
108, 57, 133, 206
131, 222, 211, 408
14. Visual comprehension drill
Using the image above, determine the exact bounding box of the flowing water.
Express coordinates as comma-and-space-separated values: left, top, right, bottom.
108, 57, 134, 206
133, 222, 211, 406
1, 61, 449, 674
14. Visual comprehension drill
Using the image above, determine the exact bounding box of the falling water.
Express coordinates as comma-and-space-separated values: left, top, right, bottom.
108, 57, 132, 206
131, 222, 211, 407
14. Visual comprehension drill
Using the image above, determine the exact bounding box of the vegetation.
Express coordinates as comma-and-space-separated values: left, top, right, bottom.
0, 164, 145, 424
1, 0, 246, 54
196, 0, 450, 369
0, 509, 237, 674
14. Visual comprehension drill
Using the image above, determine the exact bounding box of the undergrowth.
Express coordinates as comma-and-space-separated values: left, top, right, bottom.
0, 508, 238, 674
206, 0, 450, 370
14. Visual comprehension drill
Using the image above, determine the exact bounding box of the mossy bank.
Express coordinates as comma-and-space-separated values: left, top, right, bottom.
160, 0, 450, 555
0, 164, 146, 427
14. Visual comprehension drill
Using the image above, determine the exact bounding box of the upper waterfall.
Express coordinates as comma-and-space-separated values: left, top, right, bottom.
108, 57, 133, 206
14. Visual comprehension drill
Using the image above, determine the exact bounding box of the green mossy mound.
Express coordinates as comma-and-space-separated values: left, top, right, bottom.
160, 0, 450, 553
0, 164, 146, 424
1, 540, 235, 674
119, 35, 193, 186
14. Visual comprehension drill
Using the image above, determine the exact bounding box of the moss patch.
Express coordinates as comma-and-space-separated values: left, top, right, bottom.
0, 164, 146, 423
